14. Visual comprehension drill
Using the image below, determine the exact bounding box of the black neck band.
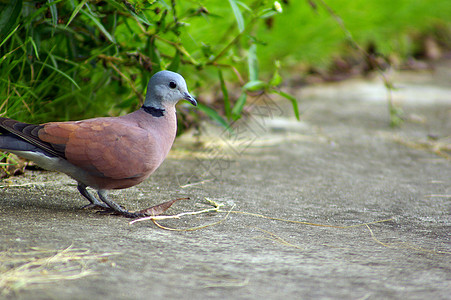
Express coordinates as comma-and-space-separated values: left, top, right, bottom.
142, 105, 165, 117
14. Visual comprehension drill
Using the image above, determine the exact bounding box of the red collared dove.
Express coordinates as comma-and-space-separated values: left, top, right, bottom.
0, 70, 197, 218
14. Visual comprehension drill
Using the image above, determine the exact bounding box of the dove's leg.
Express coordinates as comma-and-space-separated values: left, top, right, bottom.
97, 189, 144, 218
77, 183, 109, 209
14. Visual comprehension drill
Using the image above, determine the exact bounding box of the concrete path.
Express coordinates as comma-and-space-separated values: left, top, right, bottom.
1, 61, 450, 299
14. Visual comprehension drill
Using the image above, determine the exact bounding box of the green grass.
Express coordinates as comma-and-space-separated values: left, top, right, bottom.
0, 0, 450, 129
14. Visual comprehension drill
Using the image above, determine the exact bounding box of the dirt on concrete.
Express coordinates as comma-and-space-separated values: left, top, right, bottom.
1, 61, 450, 299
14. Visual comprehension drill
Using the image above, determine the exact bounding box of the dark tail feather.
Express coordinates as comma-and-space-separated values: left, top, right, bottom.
0, 117, 62, 158
0, 133, 49, 153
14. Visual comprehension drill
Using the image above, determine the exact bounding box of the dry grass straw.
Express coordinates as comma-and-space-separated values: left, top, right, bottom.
0, 245, 117, 295
202, 277, 250, 288
252, 227, 304, 250
241, 213, 449, 255
390, 134, 451, 160
0, 181, 55, 188
130, 198, 449, 256
130, 198, 234, 231
365, 224, 451, 255
130, 197, 392, 230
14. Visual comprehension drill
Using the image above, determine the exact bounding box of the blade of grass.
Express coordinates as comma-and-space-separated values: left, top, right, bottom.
115, 0, 152, 26
228, 0, 244, 33
271, 90, 300, 120
269, 61, 282, 87
34, 61, 80, 89
236, 1, 252, 12
48, 0, 58, 33
21, 1, 57, 25
28, 37, 40, 60
8, 81, 40, 101
218, 69, 231, 120
65, 0, 88, 29
248, 44, 258, 81
0, 0, 22, 40
82, 44, 116, 64
0, 24, 20, 50
80, 9, 116, 44
232, 92, 247, 120
243, 80, 266, 91
33, 44, 57, 86
197, 103, 230, 129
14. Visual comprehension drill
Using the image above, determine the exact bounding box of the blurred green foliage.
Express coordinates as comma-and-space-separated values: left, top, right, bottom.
0, 0, 450, 130
256, 0, 451, 70
0, 0, 295, 128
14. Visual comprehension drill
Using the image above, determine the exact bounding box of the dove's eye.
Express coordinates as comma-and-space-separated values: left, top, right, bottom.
169, 81, 177, 89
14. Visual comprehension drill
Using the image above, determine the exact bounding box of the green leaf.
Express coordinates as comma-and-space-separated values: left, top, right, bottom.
272, 90, 300, 120
248, 44, 258, 81
65, 0, 88, 29
0, 0, 22, 41
259, 9, 277, 19
197, 103, 230, 129
270, 70, 282, 87
270, 61, 282, 87
228, 0, 244, 33
28, 37, 40, 60
80, 9, 116, 44
48, 0, 58, 30
0, 24, 19, 49
236, 1, 252, 12
218, 69, 231, 120
128, 9, 152, 26
149, 39, 161, 71
109, 0, 152, 26
232, 93, 247, 120
157, 0, 171, 10
243, 80, 266, 91
168, 51, 180, 72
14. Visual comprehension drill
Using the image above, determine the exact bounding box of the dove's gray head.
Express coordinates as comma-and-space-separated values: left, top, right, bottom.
144, 70, 197, 109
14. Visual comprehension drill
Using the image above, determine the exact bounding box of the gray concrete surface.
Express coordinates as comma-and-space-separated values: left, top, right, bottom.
1, 61, 450, 299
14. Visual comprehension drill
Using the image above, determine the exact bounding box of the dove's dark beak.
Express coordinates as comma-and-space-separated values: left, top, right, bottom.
184, 92, 197, 106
